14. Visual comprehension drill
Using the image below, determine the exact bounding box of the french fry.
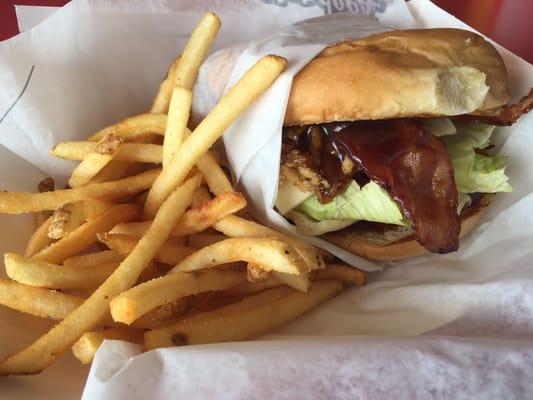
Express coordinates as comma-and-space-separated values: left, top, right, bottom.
311, 264, 365, 286
72, 327, 144, 365
191, 186, 212, 208
48, 203, 83, 240
62, 250, 123, 268
163, 87, 192, 166
111, 191, 246, 238
170, 238, 308, 275
0, 174, 200, 375
47, 199, 114, 240
150, 55, 181, 113
246, 263, 270, 283
173, 13, 221, 90
5, 253, 119, 290
144, 281, 341, 349
272, 271, 310, 292
150, 79, 174, 114
109, 222, 151, 237
246, 262, 310, 292
98, 233, 195, 265
213, 215, 325, 271
24, 216, 55, 257
110, 270, 245, 325
88, 161, 145, 184
68, 133, 123, 188
0, 169, 159, 214
223, 276, 282, 297
35, 177, 55, 227
196, 151, 233, 195
187, 233, 226, 248
52, 142, 162, 164
131, 300, 189, 329
0, 279, 83, 320
33, 203, 140, 264
143, 55, 287, 218
87, 113, 167, 142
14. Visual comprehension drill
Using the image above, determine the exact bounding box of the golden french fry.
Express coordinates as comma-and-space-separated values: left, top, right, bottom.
223, 276, 282, 297
24, 216, 55, 257
213, 215, 325, 271
311, 264, 365, 286
48, 203, 83, 240
5, 253, 119, 290
108, 221, 151, 237
144, 281, 341, 349
35, 177, 55, 227
68, 133, 123, 188
52, 142, 163, 164
110, 270, 245, 325
72, 327, 144, 365
0, 279, 83, 320
170, 127, 231, 196
187, 233, 226, 248
191, 186, 212, 208
62, 250, 123, 268
111, 191, 246, 238
131, 299, 189, 329
272, 271, 310, 292
173, 13, 221, 90
33, 204, 140, 264
150, 79, 174, 114
195, 151, 233, 195
150, 55, 181, 114
170, 238, 308, 275
0, 174, 200, 375
0, 169, 159, 214
163, 87, 192, 166
143, 55, 287, 218
87, 113, 167, 142
246, 263, 270, 283
48, 199, 115, 240
98, 233, 195, 265
88, 161, 144, 184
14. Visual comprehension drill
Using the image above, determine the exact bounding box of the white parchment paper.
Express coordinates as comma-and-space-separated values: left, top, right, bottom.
1, 1, 532, 399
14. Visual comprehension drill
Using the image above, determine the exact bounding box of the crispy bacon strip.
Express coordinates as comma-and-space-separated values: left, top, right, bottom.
324, 120, 460, 253
455, 88, 533, 126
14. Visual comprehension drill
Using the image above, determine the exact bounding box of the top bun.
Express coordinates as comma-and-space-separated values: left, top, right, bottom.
284, 29, 509, 126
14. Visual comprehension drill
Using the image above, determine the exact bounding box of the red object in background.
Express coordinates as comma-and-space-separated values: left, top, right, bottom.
432, 0, 533, 63
0, 0, 69, 41
0, 0, 532, 63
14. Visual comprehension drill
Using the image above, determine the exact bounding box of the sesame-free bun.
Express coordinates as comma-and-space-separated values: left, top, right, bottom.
284, 29, 509, 126
324, 195, 491, 261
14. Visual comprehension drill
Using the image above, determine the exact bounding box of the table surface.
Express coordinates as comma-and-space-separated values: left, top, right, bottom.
1, 0, 532, 64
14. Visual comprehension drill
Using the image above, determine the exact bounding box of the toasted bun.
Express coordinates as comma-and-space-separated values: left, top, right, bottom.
285, 29, 509, 126
324, 195, 491, 261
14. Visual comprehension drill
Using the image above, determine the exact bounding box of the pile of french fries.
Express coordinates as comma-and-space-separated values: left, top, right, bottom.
0, 12, 365, 376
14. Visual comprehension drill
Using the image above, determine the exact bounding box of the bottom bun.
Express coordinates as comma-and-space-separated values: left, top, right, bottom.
324, 195, 492, 261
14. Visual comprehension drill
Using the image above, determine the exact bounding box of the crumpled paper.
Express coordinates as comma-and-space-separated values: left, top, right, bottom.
1, 1, 532, 399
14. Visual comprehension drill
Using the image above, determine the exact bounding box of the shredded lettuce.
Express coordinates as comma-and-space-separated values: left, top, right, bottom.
443, 123, 512, 193
287, 210, 355, 236
277, 121, 511, 228
296, 180, 406, 226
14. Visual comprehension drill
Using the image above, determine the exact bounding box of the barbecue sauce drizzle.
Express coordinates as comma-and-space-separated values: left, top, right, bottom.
287, 119, 460, 253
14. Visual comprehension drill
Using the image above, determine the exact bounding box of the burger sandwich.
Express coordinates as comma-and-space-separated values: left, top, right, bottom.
276, 28, 533, 260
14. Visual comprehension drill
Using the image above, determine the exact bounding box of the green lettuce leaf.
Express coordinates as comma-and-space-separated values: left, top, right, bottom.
296, 180, 406, 225
443, 123, 512, 193
286, 210, 355, 236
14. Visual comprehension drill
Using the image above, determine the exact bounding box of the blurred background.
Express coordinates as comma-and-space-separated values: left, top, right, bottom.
0, 0, 532, 63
